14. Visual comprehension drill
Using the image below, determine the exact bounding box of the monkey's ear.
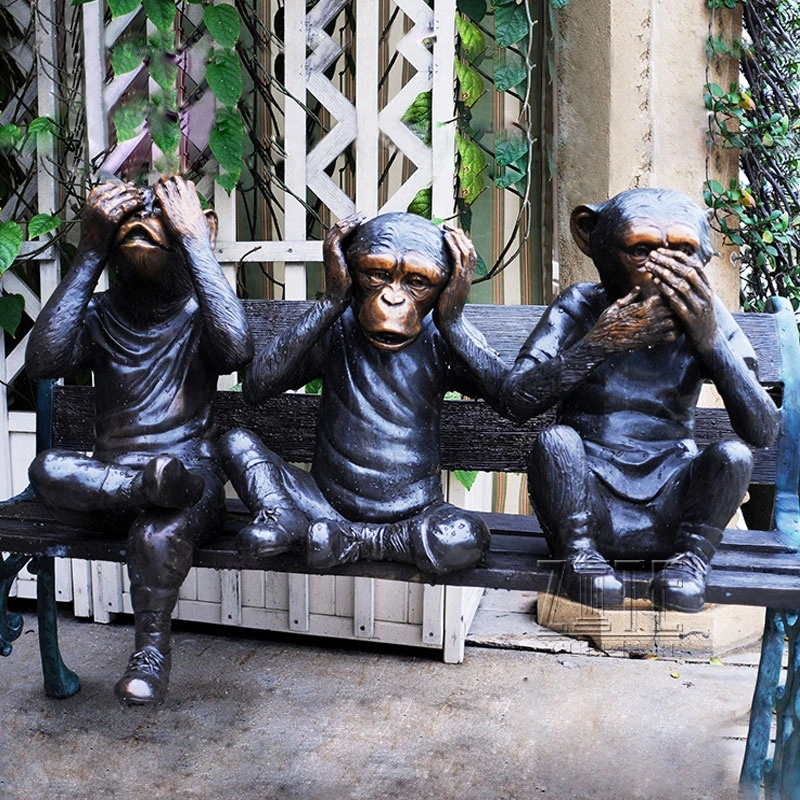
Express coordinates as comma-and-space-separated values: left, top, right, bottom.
204, 209, 219, 248
570, 204, 599, 256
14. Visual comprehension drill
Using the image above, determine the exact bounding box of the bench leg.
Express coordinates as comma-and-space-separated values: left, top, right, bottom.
0, 553, 28, 656
28, 557, 80, 699
740, 608, 800, 798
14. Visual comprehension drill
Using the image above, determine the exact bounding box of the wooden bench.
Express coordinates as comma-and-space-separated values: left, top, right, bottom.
2, 297, 799, 795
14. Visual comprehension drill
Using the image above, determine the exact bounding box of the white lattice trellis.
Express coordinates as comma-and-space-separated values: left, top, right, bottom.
70, 0, 481, 660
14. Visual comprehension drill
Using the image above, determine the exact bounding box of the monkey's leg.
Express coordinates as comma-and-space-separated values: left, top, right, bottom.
650, 440, 752, 613
116, 469, 223, 705
220, 428, 311, 556
528, 425, 624, 608
29, 450, 203, 523
306, 503, 490, 575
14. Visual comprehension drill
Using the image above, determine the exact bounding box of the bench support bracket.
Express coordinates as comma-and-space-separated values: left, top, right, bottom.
1, 552, 80, 698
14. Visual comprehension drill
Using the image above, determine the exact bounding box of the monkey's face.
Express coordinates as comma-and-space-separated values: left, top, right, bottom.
112, 192, 175, 285
606, 217, 702, 298
352, 249, 449, 351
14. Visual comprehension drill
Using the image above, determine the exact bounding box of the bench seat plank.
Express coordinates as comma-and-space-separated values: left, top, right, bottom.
3, 496, 799, 607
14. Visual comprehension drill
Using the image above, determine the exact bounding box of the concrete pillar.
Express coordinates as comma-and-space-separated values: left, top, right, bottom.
555, 0, 741, 308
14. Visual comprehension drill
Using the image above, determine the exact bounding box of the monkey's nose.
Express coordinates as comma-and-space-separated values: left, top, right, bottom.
381, 291, 405, 306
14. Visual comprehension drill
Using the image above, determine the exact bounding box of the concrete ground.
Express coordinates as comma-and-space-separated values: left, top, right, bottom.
0, 596, 763, 800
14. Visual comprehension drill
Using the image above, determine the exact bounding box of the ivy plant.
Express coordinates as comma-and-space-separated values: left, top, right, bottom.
98, 0, 245, 189
0, 115, 61, 335
704, 0, 800, 313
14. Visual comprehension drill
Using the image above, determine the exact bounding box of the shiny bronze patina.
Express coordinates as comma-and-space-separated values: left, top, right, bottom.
25, 177, 253, 705
221, 212, 508, 575
501, 188, 780, 613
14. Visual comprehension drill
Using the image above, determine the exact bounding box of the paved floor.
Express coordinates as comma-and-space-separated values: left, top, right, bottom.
0, 599, 762, 800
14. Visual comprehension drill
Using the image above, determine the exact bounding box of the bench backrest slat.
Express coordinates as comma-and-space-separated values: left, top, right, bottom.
48, 302, 785, 483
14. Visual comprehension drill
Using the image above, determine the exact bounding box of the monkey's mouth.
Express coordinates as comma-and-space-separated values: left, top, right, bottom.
116, 219, 171, 251
366, 331, 415, 351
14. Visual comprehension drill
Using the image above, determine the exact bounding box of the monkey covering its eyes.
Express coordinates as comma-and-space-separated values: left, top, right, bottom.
26, 177, 253, 704
500, 187, 779, 613
221, 212, 508, 574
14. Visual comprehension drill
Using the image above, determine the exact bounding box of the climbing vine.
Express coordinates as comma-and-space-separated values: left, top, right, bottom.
704, 0, 800, 312
404, 0, 561, 280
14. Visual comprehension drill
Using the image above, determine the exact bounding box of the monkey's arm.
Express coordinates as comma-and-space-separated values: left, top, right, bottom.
441, 316, 509, 410
500, 285, 678, 422
648, 251, 779, 447
243, 214, 361, 404
435, 226, 509, 409
501, 330, 608, 423
242, 299, 346, 402
26, 182, 142, 378
698, 299, 780, 447
154, 177, 253, 373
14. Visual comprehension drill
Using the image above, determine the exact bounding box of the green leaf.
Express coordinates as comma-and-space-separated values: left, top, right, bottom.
456, 14, 485, 62
147, 105, 181, 156
494, 2, 529, 48
455, 60, 485, 108
401, 91, 432, 145
143, 0, 176, 32
204, 4, 241, 50
705, 179, 725, 194
407, 187, 432, 219
494, 165, 525, 189
27, 214, 60, 239
0, 124, 23, 152
475, 252, 488, 277
494, 131, 528, 166
550, 0, 571, 7
762, 229, 774, 244
456, 132, 486, 204
107, 0, 141, 17
148, 37, 179, 94
210, 106, 244, 175
304, 378, 323, 395
457, 0, 487, 22
0, 293, 25, 336
27, 116, 57, 137
454, 470, 478, 491
709, 656, 724, 666
0, 221, 23, 274
216, 170, 239, 194
114, 98, 147, 142
206, 48, 243, 108
110, 40, 145, 76
494, 51, 527, 92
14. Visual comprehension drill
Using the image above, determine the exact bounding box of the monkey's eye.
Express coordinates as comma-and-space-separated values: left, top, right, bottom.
626, 245, 653, 260
407, 274, 431, 290
674, 244, 697, 256
363, 269, 391, 285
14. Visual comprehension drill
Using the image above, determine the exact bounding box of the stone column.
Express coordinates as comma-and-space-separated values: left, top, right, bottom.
554, 0, 741, 308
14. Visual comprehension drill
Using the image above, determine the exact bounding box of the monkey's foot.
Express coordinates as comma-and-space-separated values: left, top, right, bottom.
306, 520, 363, 569
141, 456, 204, 509
649, 551, 710, 613
559, 547, 625, 609
114, 645, 171, 706
236, 506, 307, 557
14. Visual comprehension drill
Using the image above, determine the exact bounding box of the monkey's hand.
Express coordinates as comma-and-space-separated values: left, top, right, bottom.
587, 289, 679, 353
79, 180, 143, 258
323, 213, 364, 307
647, 248, 717, 351
154, 176, 212, 247
437, 225, 476, 327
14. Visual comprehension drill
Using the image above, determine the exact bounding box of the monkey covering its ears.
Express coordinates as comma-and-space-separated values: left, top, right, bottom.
221, 212, 509, 575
